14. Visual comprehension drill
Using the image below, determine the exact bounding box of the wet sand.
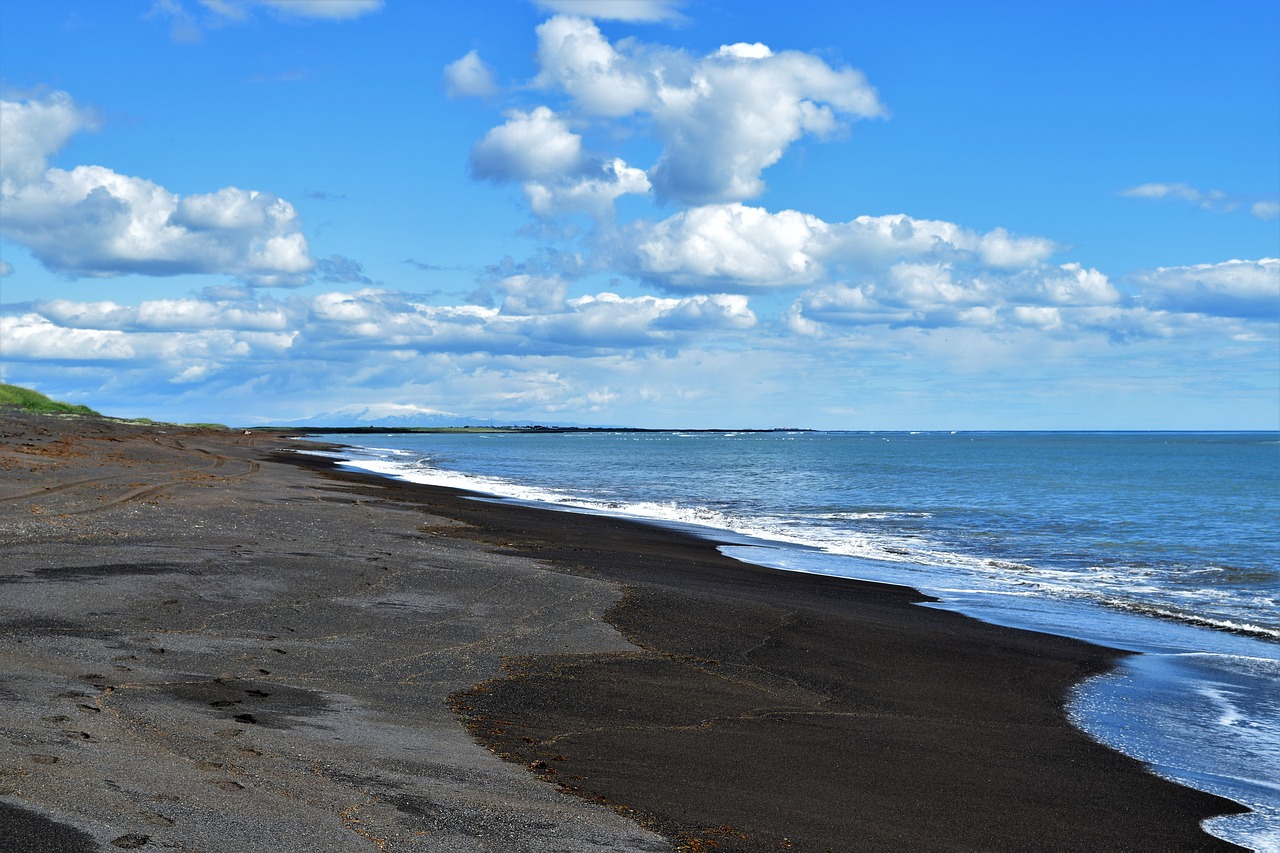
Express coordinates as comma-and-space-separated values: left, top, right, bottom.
0, 410, 1246, 851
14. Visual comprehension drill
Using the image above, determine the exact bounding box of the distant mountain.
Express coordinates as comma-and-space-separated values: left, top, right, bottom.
257, 405, 783, 432
272, 403, 508, 429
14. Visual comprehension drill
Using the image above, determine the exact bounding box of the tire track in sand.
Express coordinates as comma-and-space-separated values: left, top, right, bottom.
1, 449, 261, 515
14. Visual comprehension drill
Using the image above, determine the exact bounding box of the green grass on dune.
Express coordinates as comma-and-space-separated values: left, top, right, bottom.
0, 384, 229, 428
0, 384, 101, 416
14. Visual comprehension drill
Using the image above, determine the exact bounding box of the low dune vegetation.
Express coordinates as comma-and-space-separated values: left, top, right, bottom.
0, 384, 100, 416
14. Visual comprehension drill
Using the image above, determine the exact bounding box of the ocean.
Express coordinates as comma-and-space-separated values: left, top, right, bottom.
314, 430, 1280, 851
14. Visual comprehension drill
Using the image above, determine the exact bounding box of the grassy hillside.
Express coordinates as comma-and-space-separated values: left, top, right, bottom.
0, 384, 101, 416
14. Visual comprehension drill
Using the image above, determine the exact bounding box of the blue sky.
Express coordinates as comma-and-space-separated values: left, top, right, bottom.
1, 0, 1277, 429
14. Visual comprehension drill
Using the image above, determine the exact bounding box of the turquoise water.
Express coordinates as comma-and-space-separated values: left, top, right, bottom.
318, 430, 1280, 850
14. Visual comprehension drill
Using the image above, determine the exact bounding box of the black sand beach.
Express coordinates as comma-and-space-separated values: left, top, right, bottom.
0, 410, 1247, 851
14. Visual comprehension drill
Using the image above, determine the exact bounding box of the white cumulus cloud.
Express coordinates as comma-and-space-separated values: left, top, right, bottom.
469, 105, 650, 220
444, 50, 499, 98
1011, 262, 1121, 307
470, 106, 584, 182
534, 16, 654, 117
627, 204, 828, 288
1132, 258, 1280, 319
620, 204, 1058, 291
716, 43, 773, 60
523, 15, 885, 204
492, 274, 571, 315
648, 44, 886, 203
525, 157, 651, 219
0, 313, 137, 361
0, 92, 314, 285
0, 90, 97, 184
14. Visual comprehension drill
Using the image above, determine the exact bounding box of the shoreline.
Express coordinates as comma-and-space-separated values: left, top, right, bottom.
289, 448, 1249, 851
0, 411, 1248, 851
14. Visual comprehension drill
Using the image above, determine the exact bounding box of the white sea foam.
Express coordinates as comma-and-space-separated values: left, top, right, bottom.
1199, 685, 1244, 728
325, 448, 1280, 642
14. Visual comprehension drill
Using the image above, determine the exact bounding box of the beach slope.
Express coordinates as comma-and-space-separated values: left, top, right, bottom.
0, 411, 1245, 851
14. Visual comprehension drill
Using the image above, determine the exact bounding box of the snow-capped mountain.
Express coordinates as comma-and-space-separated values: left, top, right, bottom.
272, 403, 506, 428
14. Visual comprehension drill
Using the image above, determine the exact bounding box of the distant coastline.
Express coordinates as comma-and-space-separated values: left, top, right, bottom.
253, 425, 817, 435
253, 424, 1275, 435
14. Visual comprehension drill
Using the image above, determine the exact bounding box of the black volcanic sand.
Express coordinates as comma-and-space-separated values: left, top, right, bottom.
0, 410, 1247, 851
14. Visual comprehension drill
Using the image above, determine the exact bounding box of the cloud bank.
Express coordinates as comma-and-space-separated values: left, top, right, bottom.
5, 258, 1272, 380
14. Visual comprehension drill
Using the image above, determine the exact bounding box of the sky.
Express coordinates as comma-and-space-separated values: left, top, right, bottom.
1, 0, 1277, 429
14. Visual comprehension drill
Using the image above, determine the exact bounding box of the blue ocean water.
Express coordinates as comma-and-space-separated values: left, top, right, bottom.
317, 430, 1280, 850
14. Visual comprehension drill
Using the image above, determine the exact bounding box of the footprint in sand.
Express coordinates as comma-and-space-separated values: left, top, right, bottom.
62, 729, 98, 743
138, 812, 175, 827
